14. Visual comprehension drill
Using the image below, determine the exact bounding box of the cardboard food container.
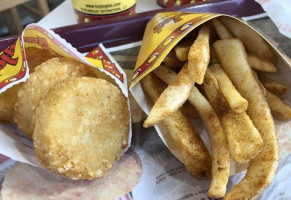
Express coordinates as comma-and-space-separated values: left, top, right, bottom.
130, 12, 291, 176
0, 24, 132, 175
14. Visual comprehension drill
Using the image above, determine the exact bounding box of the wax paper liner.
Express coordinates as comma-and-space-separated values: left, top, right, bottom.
255, 0, 291, 39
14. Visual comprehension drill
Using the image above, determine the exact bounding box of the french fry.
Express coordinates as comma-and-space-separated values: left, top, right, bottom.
258, 75, 287, 96
210, 50, 276, 73
210, 46, 219, 64
266, 90, 291, 119
188, 87, 230, 198
153, 65, 200, 119
153, 65, 230, 198
209, 63, 248, 113
214, 38, 278, 200
174, 37, 193, 61
188, 24, 211, 84
211, 17, 276, 73
143, 63, 193, 127
220, 17, 272, 60
252, 70, 266, 96
163, 110, 212, 178
211, 18, 234, 39
247, 53, 276, 72
141, 73, 211, 178
163, 50, 185, 69
201, 69, 263, 164
212, 16, 274, 72
180, 101, 200, 119
152, 64, 176, 83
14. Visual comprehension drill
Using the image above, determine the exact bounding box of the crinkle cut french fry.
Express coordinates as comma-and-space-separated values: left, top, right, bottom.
220, 17, 272, 60
153, 65, 230, 198
163, 50, 185, 69
247, 53, 276, 72
211, 18, 234, 39
213, 38, 278, 200
141, 73, 211, 178
258, 75, 287, 96
143, 63, 193, 127
188, 23, 211, 84
201, 69, 263, 164
209, 63, 248, 113
266, 90, 291, 119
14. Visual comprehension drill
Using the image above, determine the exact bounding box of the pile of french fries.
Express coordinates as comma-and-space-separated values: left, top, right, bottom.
141, 16, 291, 199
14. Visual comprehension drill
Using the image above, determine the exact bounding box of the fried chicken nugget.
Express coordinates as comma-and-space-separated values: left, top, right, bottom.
33, 77, 129, 180
14, 57, 96, 139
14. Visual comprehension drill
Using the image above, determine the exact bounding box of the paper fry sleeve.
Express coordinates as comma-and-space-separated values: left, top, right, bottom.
130, 12, 291, 176
130, 12, 219, 88
0, 23, 131, 167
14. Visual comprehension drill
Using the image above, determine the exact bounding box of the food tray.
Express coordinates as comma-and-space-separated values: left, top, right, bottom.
0, 0, 264, 52
5, 0, 290, 199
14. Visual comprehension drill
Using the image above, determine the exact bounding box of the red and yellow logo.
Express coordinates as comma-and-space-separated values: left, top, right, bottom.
0, 37, 26, 90
131, 12, 217, 88
0, 25, 125, 92
86, 46, 124, 83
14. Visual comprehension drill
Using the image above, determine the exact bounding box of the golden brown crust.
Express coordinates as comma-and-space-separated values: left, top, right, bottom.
164, 110, 212, 178
25, 47, 59, 72
219, 17, 272, 60
213, 38, 278, 200
144, 63, 193, 127
0, 48, 60, 123
266, 90, 291, 119
259, 75, 287, 96
14, 57, 95, 139
202, 69, 263, 164
141, 73, 211, 178
33, 77, 129, 180
163, 50, 185, 69
0, 84, 22, 123
174, 37, 194, 62
180, 101, 199, 119
188, 86, 230, 198
188, 23, 210, 84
